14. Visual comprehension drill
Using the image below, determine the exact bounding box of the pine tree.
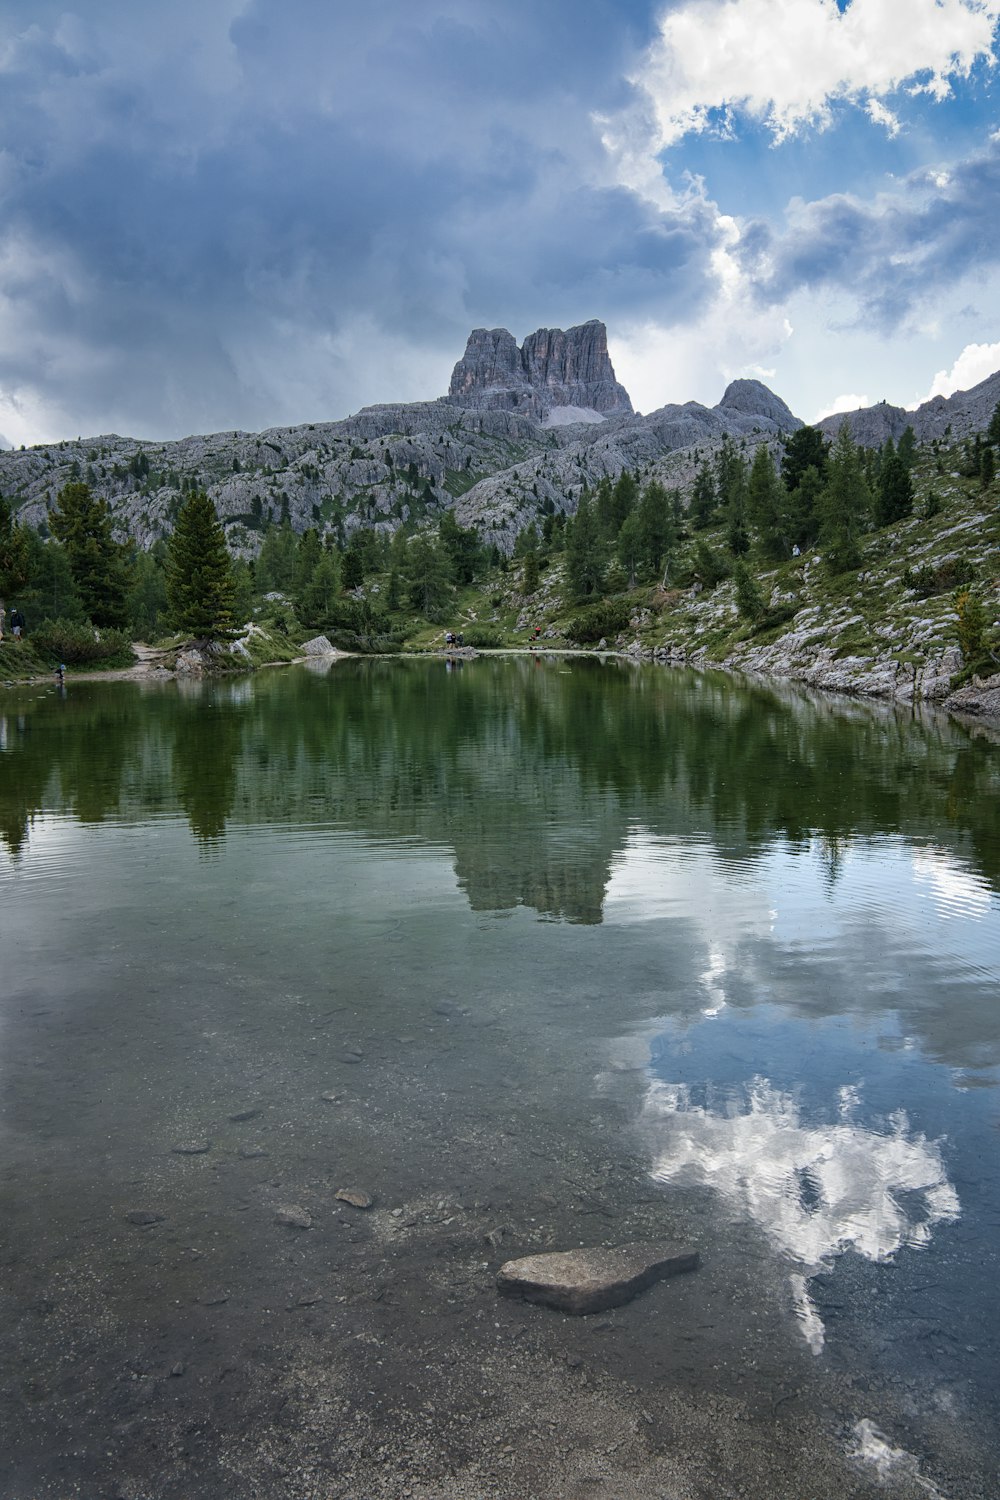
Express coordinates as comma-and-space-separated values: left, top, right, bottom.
874, 448, 914, 526
609, 471, 638, 534
405, 535, 453, 621
255, 520, 298, 593
294, 528, 323, 601
733, 558, 766, 622
747, 446, 787, 561
987, 401, 1000, 446
981, 444, 995, 489
564, 493, 605, 601
818, 422, 869, 573
781, 425, 829, 492
299, 552, 341, 628
439, 509, 481, 583
788, 465, 823, 550
616, 512, 641, 588
689, 462, 717, 529
634, 480, 677, 580
165, 490, 237, 639
49, 481, 131, 626
897, 425, 917, 471
521, 548, 540, 594
0, 496, 31, 625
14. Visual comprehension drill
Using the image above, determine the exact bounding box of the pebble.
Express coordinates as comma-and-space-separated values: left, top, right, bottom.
239, 1146, 268, 1159
274, 1205, 313, 1229
125, 1209, 165, 1226
338, 1049, 364, 1064
320, 1092, 342, 1103
171, 1140, 211, 1155
335, 1188, 374, 1210
228, 1108, 261, 1122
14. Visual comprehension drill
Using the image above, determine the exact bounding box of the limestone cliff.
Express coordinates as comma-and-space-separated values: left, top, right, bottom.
446, 320, 633, 421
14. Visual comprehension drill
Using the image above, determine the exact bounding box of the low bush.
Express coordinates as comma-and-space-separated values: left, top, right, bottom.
565, 598, 630, 643
462, 626, 503, 648
902, 555, 974, 598
30, 619, 135, 666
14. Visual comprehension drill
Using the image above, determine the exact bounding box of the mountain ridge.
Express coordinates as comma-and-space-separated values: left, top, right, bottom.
0, 320, 997, 557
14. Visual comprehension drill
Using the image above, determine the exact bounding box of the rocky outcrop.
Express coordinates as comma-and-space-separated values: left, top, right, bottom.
819, 367, 1000, 447
943, 671, 1000, 722
446, 320, 633, 421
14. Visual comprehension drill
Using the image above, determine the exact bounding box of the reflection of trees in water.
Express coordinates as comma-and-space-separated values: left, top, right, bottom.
2, 662, 1000, 913
0, 689, 148, 855
171, 697, 242, 845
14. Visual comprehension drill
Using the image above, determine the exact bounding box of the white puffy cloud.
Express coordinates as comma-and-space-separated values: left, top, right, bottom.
633, 0, 1000, 147
920, 340, 1000, 402
813, 391, 871, 421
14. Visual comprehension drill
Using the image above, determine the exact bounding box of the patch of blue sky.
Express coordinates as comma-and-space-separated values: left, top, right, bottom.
659, 67, 999, 220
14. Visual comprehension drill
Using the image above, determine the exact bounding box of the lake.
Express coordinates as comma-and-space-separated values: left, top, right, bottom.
1, 656, 998, 1499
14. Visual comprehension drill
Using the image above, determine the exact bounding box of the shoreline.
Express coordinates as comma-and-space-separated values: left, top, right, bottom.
4, 638, 1000, 727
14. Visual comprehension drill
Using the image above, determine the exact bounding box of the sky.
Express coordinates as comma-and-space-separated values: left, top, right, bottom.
0, 0, 999, 446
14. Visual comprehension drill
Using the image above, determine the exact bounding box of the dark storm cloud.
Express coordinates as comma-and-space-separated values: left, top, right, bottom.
0, 0, 720, 439
736, 140, 1000, 330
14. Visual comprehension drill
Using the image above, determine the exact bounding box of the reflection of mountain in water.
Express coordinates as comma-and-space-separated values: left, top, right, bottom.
2, 657, 1000, 919
641, 1076, 960, 1353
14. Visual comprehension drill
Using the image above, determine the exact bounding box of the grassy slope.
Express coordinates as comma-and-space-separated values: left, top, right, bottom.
387, 447, 1000, 697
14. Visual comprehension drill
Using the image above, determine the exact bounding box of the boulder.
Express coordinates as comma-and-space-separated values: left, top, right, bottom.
497, 1241, 698, 1315
300, 635, 336, 656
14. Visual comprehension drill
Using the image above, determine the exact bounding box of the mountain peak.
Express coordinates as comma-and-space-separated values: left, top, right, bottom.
447, 319, 633, 421
717, 379, 799, 429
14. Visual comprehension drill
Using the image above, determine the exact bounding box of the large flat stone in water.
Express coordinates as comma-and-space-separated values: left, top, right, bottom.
497, 1241, 698, 1315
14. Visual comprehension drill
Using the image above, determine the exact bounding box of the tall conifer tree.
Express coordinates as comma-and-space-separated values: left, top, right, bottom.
818, 422, 869, 572
166, 490, 237, 638
49, 481, 131, 627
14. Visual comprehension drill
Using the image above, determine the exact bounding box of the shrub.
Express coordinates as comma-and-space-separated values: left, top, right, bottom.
566, 599, 630, 643
902, 555, 974, 598
462, 626, 503, 648
30, 619, 135, 665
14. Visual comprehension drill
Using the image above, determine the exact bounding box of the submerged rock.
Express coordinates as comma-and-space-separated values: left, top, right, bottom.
125, 1209, 165, 1226
274, 1205, 313, 1229
497, 1241, 698, 1315
335, 1188, 374, 1210
171, 1139, 211, 1155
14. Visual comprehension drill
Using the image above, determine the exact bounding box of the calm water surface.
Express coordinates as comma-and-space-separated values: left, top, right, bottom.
1, 657, 998, 1498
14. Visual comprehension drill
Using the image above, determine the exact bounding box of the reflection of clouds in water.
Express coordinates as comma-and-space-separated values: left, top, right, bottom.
911, 847, 992, 921
849, 1420, 944, 1498
643, 1076, 959, 1352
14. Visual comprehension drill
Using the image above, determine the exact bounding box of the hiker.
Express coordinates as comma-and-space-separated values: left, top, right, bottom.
10, 606, 24, 640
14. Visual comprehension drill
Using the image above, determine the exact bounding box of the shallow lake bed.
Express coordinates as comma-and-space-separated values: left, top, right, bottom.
1, 658, 997, 1498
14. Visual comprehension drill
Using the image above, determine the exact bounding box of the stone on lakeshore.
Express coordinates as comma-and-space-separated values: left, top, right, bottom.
171, 1139, 211, 1155
497, 1241, 698, 1315
300, 635, 336, 656
125, 1209, 165, 1226
274, 1204, 313, 1229
229, 1107, 261, 1122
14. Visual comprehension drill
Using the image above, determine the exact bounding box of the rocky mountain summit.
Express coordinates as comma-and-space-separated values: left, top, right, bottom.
446, 320, 633, 422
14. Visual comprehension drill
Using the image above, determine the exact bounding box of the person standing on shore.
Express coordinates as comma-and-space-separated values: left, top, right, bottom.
10, 606, 24, 639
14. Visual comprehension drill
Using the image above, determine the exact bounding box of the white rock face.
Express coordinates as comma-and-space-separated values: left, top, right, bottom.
299, 635, 336, 656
